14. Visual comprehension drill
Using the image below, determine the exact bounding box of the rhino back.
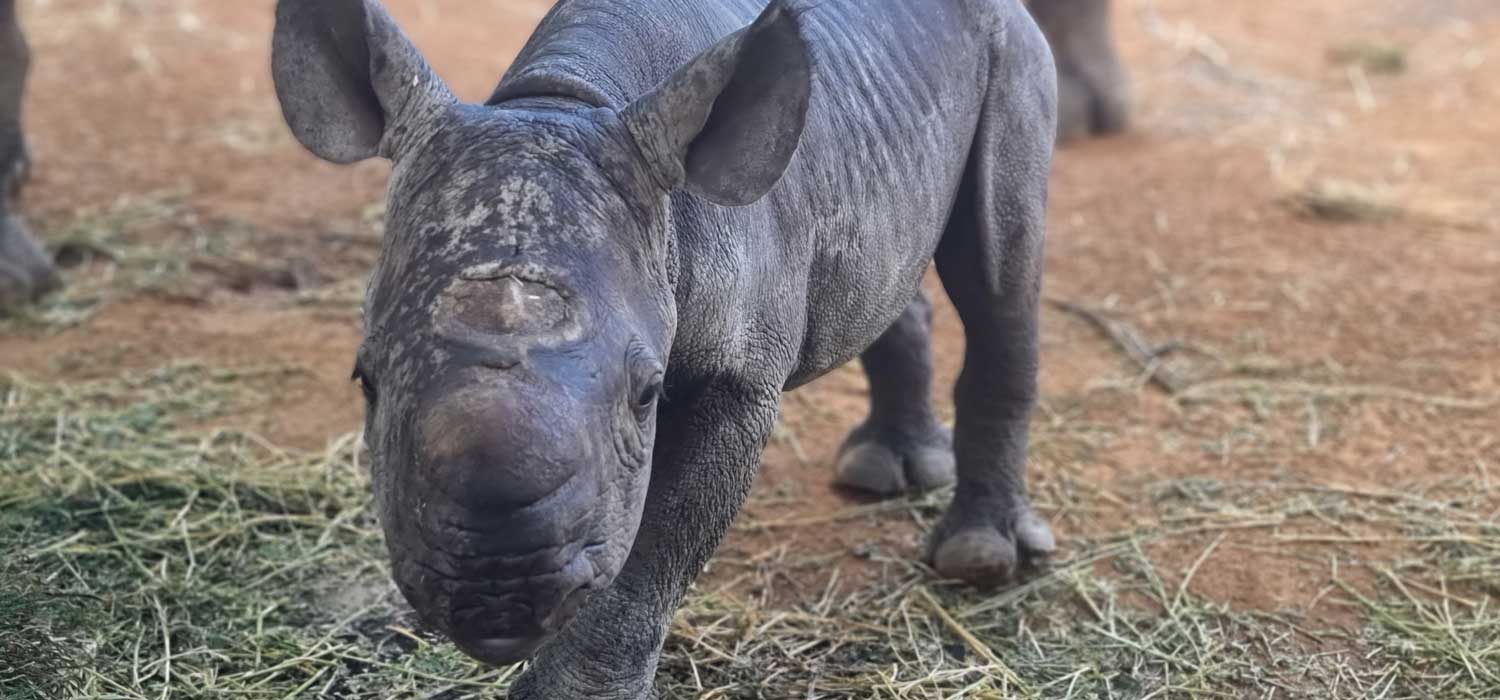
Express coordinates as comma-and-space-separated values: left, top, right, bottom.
496, 0, 1012, 387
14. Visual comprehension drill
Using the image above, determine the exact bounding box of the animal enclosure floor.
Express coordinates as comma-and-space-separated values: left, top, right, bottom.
2, 0, 1496, 697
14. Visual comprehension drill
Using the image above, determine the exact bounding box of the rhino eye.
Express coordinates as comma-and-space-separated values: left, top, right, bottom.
626, 341, 664, 417
635, 378, 663, 410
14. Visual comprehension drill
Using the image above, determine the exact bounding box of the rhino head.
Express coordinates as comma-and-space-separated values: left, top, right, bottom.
271, 0, 809, 664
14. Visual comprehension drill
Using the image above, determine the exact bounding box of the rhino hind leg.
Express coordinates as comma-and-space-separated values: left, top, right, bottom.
835, 288, 956, 496
0, 0, 59, 314
1029, 0, 1130, 143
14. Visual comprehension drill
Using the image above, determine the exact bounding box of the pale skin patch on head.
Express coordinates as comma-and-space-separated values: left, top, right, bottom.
492, 175, 564, 242
437, 201, 504, 259
432, 173, 573, 260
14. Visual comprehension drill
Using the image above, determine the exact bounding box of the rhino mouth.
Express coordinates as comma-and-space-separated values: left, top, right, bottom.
453, 634, 549, 666
390, 536, 610, 665
447, 581, 598, 665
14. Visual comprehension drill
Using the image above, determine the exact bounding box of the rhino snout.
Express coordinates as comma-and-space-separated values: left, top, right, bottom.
416, 378, 590, 510
392, 369, 627, 665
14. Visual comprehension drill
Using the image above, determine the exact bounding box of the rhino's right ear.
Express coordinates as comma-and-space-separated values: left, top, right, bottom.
271, 0, 454, 164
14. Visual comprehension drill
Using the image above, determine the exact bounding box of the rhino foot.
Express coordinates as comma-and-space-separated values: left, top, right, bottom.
928, 504, 1055, 586
0, 214, 59, 314
834, 421, 955, 497
0, 129, 60, 313
1057, 60, 1130, 144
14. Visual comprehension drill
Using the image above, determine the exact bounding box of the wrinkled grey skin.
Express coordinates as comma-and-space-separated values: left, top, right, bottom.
1030, 0, 1130, 143
0, 0, 59, 313
273, 0, 1055, 696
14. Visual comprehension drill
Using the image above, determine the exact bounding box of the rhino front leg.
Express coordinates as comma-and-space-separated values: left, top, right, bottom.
1028, 0, 1130, 143
835, 288, 955, 496
510, 380, 781, 700
925, 16, 1058, 586
0, 0, 59, 314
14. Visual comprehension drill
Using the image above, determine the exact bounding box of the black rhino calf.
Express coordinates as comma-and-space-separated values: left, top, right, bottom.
0, 0, 58, 313
273, 0, 1056, 695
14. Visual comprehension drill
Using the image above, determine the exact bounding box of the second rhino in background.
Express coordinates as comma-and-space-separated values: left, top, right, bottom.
1031, 0, 1130, 143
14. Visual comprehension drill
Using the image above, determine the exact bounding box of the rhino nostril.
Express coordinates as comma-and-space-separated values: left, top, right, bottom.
475, 347, 524, 371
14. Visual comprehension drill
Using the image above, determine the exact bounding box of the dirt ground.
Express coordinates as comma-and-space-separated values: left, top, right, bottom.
5, 0, 1497, 653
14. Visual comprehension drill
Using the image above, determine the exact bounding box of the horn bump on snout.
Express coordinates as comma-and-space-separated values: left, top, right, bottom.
433, 270, 584, 345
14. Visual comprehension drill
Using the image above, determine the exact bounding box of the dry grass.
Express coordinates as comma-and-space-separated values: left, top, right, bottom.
2, 363, 1497, 698
1285, 179, 1401, 223
1, 193, 377, 332
0, 364, 497, 698
4, 192, 198, 329
1327, 41, 1408, 75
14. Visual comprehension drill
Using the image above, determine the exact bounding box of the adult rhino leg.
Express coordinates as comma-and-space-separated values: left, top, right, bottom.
1028, 0, 1130, 143
834, 288, 955, 496
926, 17, 1057, 586
510, 380, 781, 700
0, 0, 58, 314
0, 0, 26, 176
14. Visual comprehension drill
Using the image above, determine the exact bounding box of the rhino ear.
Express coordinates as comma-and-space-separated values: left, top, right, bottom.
622, 0, 811, 207
271, 0, 454, 164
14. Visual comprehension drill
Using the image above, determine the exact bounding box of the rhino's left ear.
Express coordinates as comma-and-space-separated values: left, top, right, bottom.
622, 0, 811, 207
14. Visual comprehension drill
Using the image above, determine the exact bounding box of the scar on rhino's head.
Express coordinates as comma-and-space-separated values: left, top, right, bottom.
272, 0, 810, 664
432, 265, 581, 348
